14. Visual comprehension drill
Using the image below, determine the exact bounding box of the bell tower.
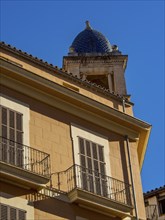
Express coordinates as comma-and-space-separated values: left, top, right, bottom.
63, 21, 128, 95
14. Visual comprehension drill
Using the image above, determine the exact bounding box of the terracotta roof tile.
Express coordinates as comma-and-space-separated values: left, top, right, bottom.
144, 185, 165, 196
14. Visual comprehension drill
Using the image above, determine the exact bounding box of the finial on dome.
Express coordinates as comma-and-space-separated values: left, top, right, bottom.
69, 46, 75, 53
85, 20, 92, 30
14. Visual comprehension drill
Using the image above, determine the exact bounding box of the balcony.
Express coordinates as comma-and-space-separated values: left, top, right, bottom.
145, 205, 158, 220
0, 137, 50, 189
51, 164, 134, 218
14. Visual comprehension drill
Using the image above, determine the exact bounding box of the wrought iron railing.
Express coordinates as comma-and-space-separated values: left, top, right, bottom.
0, 137, 50, 177
51, 164, 133, 206
145, 205, 158, 220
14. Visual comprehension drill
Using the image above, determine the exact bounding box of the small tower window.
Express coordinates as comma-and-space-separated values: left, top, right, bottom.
110, 72, 115, 92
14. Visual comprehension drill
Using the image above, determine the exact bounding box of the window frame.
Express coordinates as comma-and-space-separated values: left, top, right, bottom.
158, 197, 165, 216
0, 192, 34, 219
0, 94, 30, 147
0, 203, 26, 220
71, 124, 111, 195
78, 136, 107, 196
0, 105, 24, 166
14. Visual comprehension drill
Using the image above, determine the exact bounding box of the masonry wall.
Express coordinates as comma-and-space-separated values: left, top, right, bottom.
1, 86, 130, 182
1, 85, 146, 219
63, 56, 127, 95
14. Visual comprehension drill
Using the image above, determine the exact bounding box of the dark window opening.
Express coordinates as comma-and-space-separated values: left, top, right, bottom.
110, 72, 115, 92
87, 75, 109, 89
159, 198, 165, 215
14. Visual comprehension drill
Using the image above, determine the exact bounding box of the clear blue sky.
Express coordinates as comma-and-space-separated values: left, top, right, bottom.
1, 0, 164, 192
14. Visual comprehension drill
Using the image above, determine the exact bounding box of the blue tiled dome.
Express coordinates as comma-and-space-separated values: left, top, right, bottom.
70, 21, 112, 54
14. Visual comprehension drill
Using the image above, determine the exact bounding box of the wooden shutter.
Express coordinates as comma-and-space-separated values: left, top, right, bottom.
18, 209, 26, 220
0, 105, 23, 166
0, 203, 26, 220
10, 207, 17, 220
0, 204, 8, 220
78, 137, 107, 196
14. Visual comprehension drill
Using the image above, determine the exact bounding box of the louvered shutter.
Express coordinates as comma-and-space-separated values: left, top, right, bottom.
0, 204, 8, 220
18, 209, 26, 220
0, 203, 26, 220
0, 105, 23, 167
10, 207, 17, 220
78, 137, 107, 196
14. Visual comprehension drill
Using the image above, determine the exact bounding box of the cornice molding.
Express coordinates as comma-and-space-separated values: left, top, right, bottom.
1, 59, 151, 134
63, 55, 128, 60
64, 60, 125, 65
0, 42, 131, 104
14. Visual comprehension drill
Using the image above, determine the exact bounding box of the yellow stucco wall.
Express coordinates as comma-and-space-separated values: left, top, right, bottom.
0, 44, 148, 219
1, 86, 146, 219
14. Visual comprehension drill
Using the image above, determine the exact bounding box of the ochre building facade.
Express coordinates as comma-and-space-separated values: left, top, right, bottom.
0, 22, 151, 220
144, 186, 165, 220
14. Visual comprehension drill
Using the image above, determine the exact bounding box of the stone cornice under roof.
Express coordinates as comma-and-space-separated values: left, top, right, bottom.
144, 185, 165, 198
63, 54, 128, 60
0, 41, 133, 106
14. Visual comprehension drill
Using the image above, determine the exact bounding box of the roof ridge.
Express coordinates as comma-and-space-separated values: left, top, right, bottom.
144, 185, 165, 195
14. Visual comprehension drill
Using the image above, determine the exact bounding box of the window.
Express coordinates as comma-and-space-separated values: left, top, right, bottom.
71, 124, 111, 197
159, 198, 165, 215
0, 203, 26, 220
0, 105, 23, 166
144, 201, 149, 207
78, 137, 107, 196
110, 72, 115, 92
87, 75, 109, 89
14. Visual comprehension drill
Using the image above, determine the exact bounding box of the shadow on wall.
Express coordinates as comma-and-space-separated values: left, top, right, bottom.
0, 182, 35, 198
33, 197, 120, 220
